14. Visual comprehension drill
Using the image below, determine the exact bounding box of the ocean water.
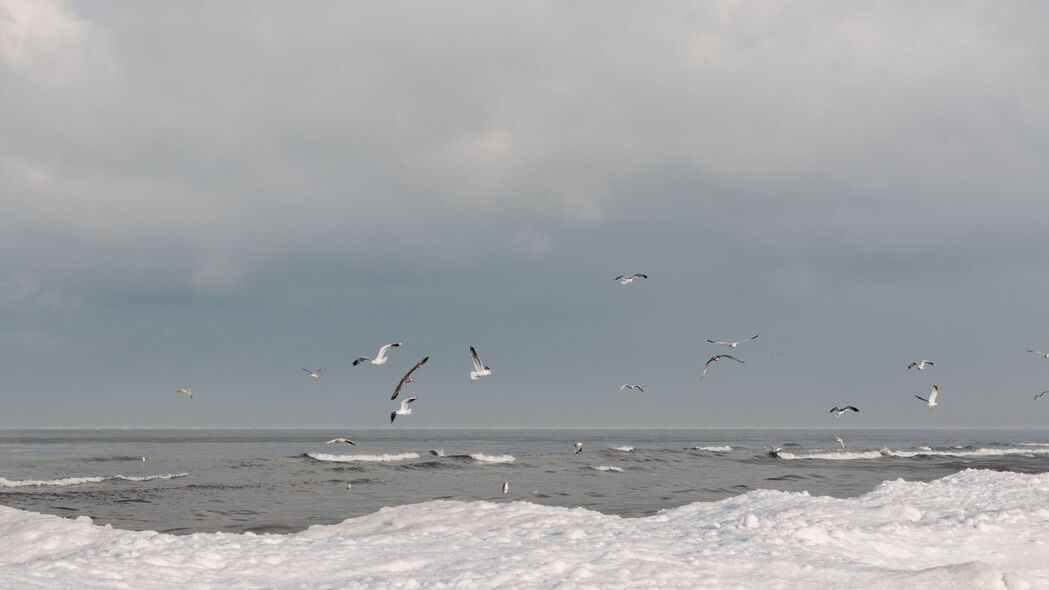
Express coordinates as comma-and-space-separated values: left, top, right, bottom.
1, 428, 1048, 534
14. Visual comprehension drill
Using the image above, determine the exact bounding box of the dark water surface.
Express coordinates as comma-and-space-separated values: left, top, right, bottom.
2, 428, 1048, 534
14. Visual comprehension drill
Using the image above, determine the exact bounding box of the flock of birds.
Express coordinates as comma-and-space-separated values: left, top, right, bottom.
172, 273, 1049, 494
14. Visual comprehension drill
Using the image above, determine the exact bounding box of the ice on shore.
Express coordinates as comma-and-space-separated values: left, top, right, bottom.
0, 469, 1045, 589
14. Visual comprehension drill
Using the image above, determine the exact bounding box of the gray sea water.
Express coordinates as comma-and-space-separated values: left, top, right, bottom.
2, 428, 1048, 534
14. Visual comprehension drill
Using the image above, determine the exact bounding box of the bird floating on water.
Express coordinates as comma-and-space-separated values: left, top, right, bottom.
353, 343, 402, 366
619, 384, 644, 392
325, 438, 356, 446
177, 387, 193, 399
392, 356, 429, 400
302, 368, 325, 378
700, 355, 744, 380
907, 360, 934, 370
915, 384, 939, 410
390, 397, 417, 423
346, 483, 352, 491
469, 347, 492, 380
829, 406, 859, 417
614, 274, 648, 285
706, 334, 759, 348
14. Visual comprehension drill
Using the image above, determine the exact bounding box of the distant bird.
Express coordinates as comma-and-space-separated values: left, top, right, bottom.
302, 367, 326, 378
392, 356, 429, 400
619, 384, 644, 392
141, 457, 146, 462
501, 481, 509, 495
1035, 391, 1049, 400
469, 347, 492, 380
907, 360, 934, 370
177, 387, 193, 399
390, 397, 417, 423
835, 437, 845, 449
614, 274, 648, 285
769, 352, 786, 359
325, 438, 356, 446
915, 384, 939, 410
706, 334, 759, 348
829, 406, 859, 417
700, 355, 744, 380
346, 483, 352, 491
1029, 350, 1049, 359
573, 442, 583, 454
353, 343, 402, 366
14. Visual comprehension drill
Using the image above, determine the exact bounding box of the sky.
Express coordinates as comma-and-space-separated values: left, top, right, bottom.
2, 1, 1049, 428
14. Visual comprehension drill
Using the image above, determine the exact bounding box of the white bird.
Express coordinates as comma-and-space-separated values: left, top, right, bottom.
141, 457, 146, 462
706, 334, 759, 348
177, 387, 193, 399
700, 355, 744, 380
469, 347, 492, 380
829, 406, 859, 416
619, 384, 644, 392
907, 360, 934, 370
325, 438, 356, 446
302, 367, 325, 378
353, 343, 402, 366
1029, 350, 1049, 359
1036, 391, 1049, 400
835, 437, 845, 449
346, 483, 352, 491
502, 481, 509, 494
614, 273, 648, 285
915, 384, 939, 410
390, 397, 417, 423
573, 442, 583, 454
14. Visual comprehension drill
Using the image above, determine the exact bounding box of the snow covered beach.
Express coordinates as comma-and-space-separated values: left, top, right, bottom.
0, 469, 1044, 589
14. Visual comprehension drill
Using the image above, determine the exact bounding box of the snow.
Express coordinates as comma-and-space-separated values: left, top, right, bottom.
305, 452, 419, 462
0, 469, 1046, 589
0, 473, 187, 488
776, 446, 1049, 460
467, 453, 516, 463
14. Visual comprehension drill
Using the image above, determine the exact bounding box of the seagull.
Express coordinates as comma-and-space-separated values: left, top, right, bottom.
141, 457, 146, 462
302, 367, 326, 378
177, 387, 193, 399
614, 273, 648, 285
392, 356, 429, 400
829, 406, 859, 416
469, 347, 492, 380
907, 360, 934, 370
619, 384, 644, 392
346, 483, 352, 491
325, 438, 357, 446
706, 334, 759, 348
915, 384, 939, 410
1029, 350, 1049, 359
1036, 391, 1049, 400
700, 355, 744, 380
573, 442, 583, 454
353, 343, 402, 366
502, 481, 509, 494
390, 397, 417, 423
835, 437, 845, 449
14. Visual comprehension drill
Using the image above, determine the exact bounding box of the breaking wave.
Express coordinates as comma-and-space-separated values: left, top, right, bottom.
0, 473, 188, 488
305, 452, 419, 463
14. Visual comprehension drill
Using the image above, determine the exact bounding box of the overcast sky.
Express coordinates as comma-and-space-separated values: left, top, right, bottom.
2, 0, 1049, 428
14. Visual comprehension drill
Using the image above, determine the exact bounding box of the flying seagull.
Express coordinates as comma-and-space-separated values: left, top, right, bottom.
325, 438, 356, 446
392, 356, 429, 400
302, 367, 326, 378
469, 347, 492, 380
706, 334, 759, 348
353, 343, 402, 366
1035, 391, 1049, 400
619, 384, 644, 392
829, 406, 859, 416
502, 481, 509, 495
573, 442, 583, 454
907, 360, 934, 370
390, 397, 417, 423
177, 387, 193, 399
1029, 350, 1049, 359
614, 273, 648, 285
700, 355, 744, 380
915, 384, 939, 410
836, 437, 845, 449
346, 483, 352, 491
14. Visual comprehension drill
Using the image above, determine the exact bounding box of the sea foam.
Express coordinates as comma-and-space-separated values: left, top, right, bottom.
776, 446, 1049, 460
467, 453, 515, 463
0, 473, 187, 488
306, 452, 419, 463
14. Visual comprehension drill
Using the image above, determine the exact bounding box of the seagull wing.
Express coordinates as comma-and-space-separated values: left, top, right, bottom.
635, 274, 648, 279
400, 397, 417, 411
844, 406, 859, 412
392, 356, 429, 400
635, 385, 644, 393
722, 355, 745, 364
928, 385, 938, 404
352, 357, 370, 366
742, 334, 759, 343
707, 339, 731, 345
915, 395, 928, 403
376, 342, 401, 362
470, 347, 484, 372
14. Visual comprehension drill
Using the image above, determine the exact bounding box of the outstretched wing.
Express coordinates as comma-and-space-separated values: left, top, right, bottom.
722, 355, 745, 364
470, 347, 484, 372
376, 342, 401, 362
392, 356, 429, 400
352, 357, 370, 366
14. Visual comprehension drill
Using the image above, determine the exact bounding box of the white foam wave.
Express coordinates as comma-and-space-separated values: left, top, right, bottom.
306, 452, 419, 463
589, 465, 624, 472
610, 446, 634, 452
776, 446, 1049, 460
0, 473, 188, 488
467, 453, 515, 463
0, 469, 1045, 588
693, 445, 732, 453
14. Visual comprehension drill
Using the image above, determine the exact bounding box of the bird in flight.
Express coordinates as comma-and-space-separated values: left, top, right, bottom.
706, 334, 759, 348
501, 481, 509, 495
353, 343, 402, 366
346, 483, 352, 491
915, 384, 939, 410
1035, 391, 1048, 400
700, 355, 744, 380
573, 442, 583, 454
1028, 350, 1049, 359
619, 384, 644, 392
392, 356, 429, 400
907, 360, 934, 370
325, 438, 356, 446
469, 347, 492, 380
829, 406, 859, 417
614, 274, 648, 285
177, 387, 193, 399
835, 437, 845, 449
390, 397, 417, 423
302, 368, 326, 378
